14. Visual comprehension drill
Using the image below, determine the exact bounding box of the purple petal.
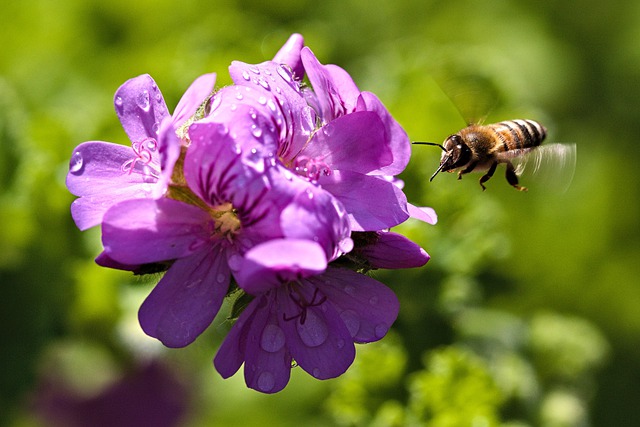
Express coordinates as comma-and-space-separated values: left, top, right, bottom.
95, 251, 141, 272
301, 48, 360, 121
308, 267, 399, 343
114, 74, 169, 144
172, 73, 216, 127
319, 171, 409, 231
154, 117, 181, 198
303, 111, 393, 174
408, 203, 438, 225
235, 239, 327, 295
355, 92, 411, 175
272, 33, 305, 79
277, 283, 355, 380
67, 141, 159, 230
227, 62, 315, 159
354, 231, 430, 269
139, 245, 229, 347
102, 198, 211, 265
214, 294, 261, 379
243, 293, 292, 393
272, 167, 351, 260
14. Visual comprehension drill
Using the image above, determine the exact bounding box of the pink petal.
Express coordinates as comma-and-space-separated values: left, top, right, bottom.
67, 141, 158, 230
172, 73, 216, 127
319, 171, 409, 231
114, 74, 169, 144
101, 198, 211, 265
272, 33, 305, 79
235, 239, 327, 295
308, 267, 399, 343
277, 283, 355, 380
407, 203, 438, 225
139, 245, 230, 347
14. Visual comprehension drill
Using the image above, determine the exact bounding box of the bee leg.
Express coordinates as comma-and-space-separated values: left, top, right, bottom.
458, 161, 478, 180
479, 162, 497, 191
505, 161, 527, 191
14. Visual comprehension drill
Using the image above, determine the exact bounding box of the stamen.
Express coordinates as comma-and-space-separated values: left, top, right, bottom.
122, 137, 158, 175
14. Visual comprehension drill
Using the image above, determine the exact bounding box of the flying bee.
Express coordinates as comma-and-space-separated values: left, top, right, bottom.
414, 119, 576, 192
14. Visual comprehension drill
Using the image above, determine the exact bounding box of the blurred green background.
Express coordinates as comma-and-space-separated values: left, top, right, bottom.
1, 0, 638, 425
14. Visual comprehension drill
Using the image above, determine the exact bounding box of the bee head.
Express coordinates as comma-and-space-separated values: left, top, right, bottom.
412, 134, 472, 182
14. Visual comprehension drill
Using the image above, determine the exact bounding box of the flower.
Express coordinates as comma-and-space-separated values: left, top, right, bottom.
66, 73, 215, 230
226, 43, 418, 232
101, 122, 350, 347
214, 239, 400, 393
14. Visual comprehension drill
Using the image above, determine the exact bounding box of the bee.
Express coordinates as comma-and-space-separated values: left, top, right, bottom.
414, 119, 575, 192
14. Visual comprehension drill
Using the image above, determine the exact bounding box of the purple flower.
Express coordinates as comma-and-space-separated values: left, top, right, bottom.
66, 73, 215, 230
214, 239, 399, 393
101, 122, 350, 347
227, 45, 419, 232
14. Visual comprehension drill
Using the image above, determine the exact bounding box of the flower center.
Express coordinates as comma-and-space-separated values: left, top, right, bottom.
210, 202, 241, 238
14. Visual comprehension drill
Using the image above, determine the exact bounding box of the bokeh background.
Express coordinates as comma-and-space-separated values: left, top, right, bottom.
1, 0, 638, 425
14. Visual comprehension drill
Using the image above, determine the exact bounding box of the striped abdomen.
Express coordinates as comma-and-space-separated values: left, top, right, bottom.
486, 119, 547, 152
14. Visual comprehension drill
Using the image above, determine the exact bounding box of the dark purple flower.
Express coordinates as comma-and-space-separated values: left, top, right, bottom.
66, 73, 215, 230
214, 238, 398, 393
101, 122, 350, 347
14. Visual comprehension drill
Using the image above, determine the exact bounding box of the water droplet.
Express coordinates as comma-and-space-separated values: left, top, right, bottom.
251, 126, 263, 138
256, 371, 275, 392
277, 64, 293, 82
155, 92, 162, 103
216, 273, 227, 283
344, 285, 356, 296
374, 323, 389, 339
152, 122, 159, 135
336, 339, 345, 349
296, 309, 328, 347
322, 123, 334, 137
69, 151, 84, 174
235, 92, 244, 100
340, 310, 360, 337
241, 70, 251, 81
369, 296, 379, 306
114, 96, 123, 107
258, 96, 267, 105
312, 368, 321, 378
260, 324, 286, 353
136, 90, 150, 111
305, 189, 314, 199
249, 65, 261, 74
258, 78, 270, 90
339, 237, 354, 254
209, 95, 222, 113
227, 253, 242, 270
267, 99, 278, 112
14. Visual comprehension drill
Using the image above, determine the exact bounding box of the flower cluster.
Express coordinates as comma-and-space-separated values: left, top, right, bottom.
66, 34, 436, 393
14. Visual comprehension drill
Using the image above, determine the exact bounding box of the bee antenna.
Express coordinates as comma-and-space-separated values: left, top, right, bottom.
413, 141, 447, 152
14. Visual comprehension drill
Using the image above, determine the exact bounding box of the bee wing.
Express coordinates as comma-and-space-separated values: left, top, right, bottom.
507, 143, 577, 193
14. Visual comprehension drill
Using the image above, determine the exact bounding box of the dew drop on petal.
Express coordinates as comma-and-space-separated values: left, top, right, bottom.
369, 296, 379, 306
312, 368, 321, 378
227, 253, 242, 270
249, 65, 260, 74
216, 273, 227, 283
344, 285, 356, 296
258, 78, 270, 90
277, 64, 293, 83
235, 92, 244, 101
241, 70, 251, 81
152, 122, 159, 135
339, 237, 354, 254
257, 371, 275, 392
260, 324, 286, 353
374, 323, 389, 339
296, 309, 328, 348
136, 90, 150, 111
114, 96, 123, 107
69, 151, 84, 174
258, 96, 267, 105
339, 310, 360, 338
251, 126, 263, 138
